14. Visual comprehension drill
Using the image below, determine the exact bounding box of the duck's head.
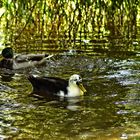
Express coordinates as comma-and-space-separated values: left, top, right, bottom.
2, 47, 14, 59
68, 74, 87, 96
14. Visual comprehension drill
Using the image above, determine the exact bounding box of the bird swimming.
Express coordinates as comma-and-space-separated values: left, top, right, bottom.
28, 74, 87, 97
0, 47, 53, 69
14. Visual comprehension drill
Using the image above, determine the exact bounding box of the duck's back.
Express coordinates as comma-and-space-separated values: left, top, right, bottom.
28, 75, 68, 96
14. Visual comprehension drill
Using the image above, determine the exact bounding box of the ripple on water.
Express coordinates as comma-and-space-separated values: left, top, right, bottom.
0, 54, 139, 139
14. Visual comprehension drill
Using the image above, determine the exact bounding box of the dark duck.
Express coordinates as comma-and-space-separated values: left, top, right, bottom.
28, 74, 87, 97
0, 47, 53, 70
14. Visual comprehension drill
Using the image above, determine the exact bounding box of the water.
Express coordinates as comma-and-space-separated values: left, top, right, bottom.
0, 52, 139, 140
0, 1, 140, 138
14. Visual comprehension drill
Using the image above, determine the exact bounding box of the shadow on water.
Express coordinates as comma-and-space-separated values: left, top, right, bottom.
0, 52, 139, 139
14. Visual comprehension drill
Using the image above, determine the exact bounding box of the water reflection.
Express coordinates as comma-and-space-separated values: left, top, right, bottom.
0, 54, 139, 139
0, 69, 15, 82
0, 0, 140, 139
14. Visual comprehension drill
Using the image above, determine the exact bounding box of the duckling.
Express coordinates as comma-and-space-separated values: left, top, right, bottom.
28, 74, 86, 97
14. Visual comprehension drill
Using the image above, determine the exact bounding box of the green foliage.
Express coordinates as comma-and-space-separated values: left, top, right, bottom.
0, 0, 139, 51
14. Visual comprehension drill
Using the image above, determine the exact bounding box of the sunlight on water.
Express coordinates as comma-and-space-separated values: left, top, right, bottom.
0, 52, 139, 139
0, 1, 140, 139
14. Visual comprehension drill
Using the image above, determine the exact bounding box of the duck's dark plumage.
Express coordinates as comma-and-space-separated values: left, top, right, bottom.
0, 59, 13, 69
2, 47, 13, 58
28, 74, 86, 97
28, 75, 68, 96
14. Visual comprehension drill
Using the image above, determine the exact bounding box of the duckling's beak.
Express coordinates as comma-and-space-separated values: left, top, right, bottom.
77, 82, 87, 93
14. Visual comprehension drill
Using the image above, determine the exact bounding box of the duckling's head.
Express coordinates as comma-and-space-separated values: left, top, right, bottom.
2, 47, 13, 59
68, 74, 87, 96
69, 74, 82, 84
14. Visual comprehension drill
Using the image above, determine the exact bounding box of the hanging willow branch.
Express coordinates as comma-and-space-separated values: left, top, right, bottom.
15, 0, 39, 41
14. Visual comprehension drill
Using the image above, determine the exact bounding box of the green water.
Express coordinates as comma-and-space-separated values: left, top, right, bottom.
0, 52, 139, 140
0, 1, 140, 139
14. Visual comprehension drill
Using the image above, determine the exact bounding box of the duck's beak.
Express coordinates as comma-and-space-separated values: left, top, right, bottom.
77, 83, 87, 93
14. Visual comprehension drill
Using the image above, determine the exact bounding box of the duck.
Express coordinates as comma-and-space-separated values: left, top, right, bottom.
0, 47, 53, 70
28, 74, 87, 97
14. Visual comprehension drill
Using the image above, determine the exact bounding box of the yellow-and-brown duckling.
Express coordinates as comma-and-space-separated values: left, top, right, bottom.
0, 47, 53, 70
28, 74, 87, 97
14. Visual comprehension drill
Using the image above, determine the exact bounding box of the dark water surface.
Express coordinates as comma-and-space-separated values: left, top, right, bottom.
0, 51, 139, 140
0, 0, 140, 139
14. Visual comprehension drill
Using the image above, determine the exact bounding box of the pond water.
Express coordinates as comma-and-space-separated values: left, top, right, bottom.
0, 0, 140, 139
0, 50, 139, 139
